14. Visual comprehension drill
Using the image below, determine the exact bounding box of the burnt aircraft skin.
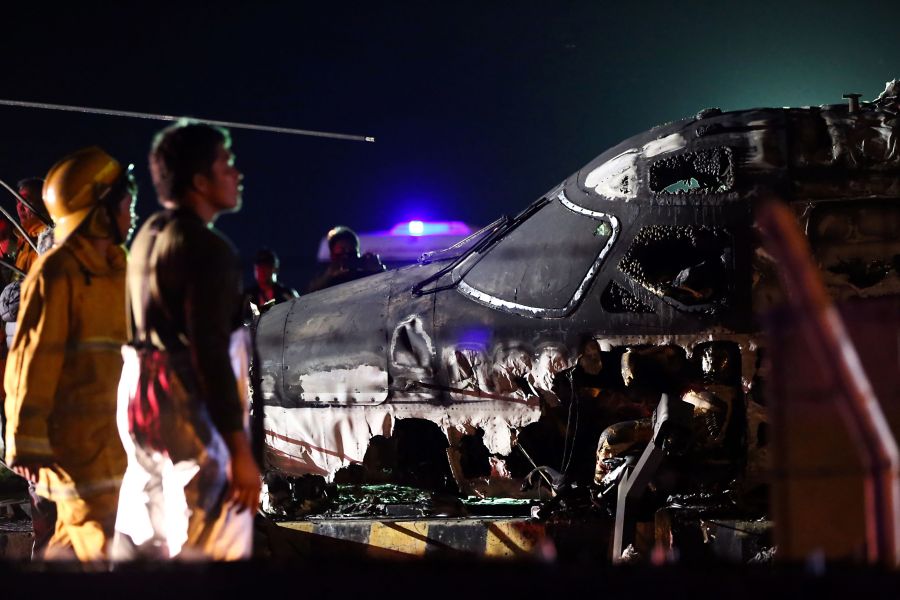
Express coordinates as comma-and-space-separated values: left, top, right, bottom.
257, 82, 900, 496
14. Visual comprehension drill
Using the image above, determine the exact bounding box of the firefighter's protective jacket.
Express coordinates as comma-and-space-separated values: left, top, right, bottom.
3, 233, 127, 501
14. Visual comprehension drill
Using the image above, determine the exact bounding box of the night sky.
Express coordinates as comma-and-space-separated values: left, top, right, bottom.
2, 1, 899, 288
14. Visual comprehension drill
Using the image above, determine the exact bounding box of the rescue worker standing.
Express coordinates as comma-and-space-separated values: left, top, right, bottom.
113, 121, 259, 560
4, 148, 136, 561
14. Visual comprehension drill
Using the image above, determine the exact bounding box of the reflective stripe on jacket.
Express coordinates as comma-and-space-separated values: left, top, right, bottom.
4, 234, 127, 501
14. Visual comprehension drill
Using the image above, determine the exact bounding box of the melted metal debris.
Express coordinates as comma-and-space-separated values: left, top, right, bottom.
0, 465, 28, 503
287, 484, 537, 520
317, 484, 441, 519
0, 514, 31, 534
748, 546, 777, 564
0, 468, 31, 535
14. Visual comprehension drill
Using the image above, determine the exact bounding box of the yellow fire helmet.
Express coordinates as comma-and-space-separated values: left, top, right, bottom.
43, 146, 128, 242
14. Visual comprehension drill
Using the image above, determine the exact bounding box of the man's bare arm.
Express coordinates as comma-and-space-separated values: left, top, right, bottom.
222, 431, 260, 513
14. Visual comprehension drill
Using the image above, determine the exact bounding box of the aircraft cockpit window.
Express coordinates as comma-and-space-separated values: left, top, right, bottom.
619, 225, 733, 311
809, 200, 900, 292
458, 192, 618, 317
649, 147, 734, 195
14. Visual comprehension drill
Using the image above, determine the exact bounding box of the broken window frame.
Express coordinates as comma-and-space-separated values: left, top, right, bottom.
618, 224, 736, 314
648, 146, 735, 196
456, 191, 620, 319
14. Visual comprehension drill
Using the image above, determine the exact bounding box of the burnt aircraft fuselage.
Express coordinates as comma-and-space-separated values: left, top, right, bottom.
256, 88, 900, 495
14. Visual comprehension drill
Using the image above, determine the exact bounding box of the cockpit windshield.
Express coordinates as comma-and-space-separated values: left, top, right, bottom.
456, 192, 619, 318
412, 198, 549, 296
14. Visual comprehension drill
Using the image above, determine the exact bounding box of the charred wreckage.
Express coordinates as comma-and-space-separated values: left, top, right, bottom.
254, 81, 900, 552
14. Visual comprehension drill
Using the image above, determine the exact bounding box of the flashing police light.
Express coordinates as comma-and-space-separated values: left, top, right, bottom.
317, 220, 479, 264
389, 220, 472, 237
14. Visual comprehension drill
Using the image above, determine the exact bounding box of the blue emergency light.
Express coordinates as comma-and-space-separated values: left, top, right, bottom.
389, 220, 472, 237
318, 220, 477, 264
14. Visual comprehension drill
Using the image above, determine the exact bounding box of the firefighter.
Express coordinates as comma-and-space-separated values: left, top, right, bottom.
4, 147, 136, 562
113, 121, 259, 560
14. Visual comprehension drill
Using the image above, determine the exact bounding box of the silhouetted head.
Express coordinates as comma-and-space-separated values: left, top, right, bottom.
327, 225, 360, 266
149, 121, 242, 218
254, 247, 279, 287
16, 177, 49, 228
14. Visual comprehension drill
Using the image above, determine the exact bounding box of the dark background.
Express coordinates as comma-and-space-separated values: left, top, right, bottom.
1, 0, 898, 289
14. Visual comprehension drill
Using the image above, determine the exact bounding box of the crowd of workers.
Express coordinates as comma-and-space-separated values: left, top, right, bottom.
0, 121, 382, 566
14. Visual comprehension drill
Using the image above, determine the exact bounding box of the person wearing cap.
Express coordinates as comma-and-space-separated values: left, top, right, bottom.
3, 147, 136, 562
244, 247, 298, 314
306, 225, 385, 292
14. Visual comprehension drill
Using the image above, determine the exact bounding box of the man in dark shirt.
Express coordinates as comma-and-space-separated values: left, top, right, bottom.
306, 225, 384, 292
113, 121, 259, 560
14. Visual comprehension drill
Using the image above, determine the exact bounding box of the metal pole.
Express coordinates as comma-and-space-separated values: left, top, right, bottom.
0, 99, 375, 143
0, 258, 25, 278
516, 443, 556, 495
